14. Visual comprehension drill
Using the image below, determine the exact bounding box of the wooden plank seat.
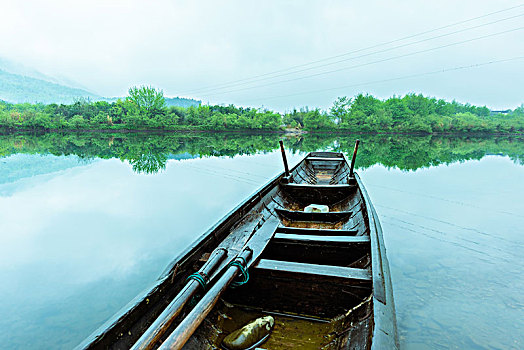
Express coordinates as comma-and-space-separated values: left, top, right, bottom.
280, 183, 356, 205
309, 151, 344, 158
276, 226, 358, 236
273, 233, 370, 245
264, 231, 370, 266
306, 157, 344, 162
254, 259, 371, 282
275, 208, 352, 223
283, 184, 355, 190
227, 259, 372, 318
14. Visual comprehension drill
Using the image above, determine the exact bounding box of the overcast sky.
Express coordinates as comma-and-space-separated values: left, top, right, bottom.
1, 0, 523, 110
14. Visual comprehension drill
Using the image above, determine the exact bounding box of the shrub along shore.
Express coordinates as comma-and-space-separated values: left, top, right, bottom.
1, 86, 522, 134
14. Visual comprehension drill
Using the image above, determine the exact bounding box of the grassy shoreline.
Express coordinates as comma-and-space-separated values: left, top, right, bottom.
1, 127, 523, 137
2, 89, 523, 134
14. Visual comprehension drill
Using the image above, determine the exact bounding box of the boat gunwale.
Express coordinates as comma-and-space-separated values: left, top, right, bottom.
354, 171, 399, 349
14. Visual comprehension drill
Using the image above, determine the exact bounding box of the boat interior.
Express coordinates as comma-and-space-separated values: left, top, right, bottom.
181, 152, 374, 349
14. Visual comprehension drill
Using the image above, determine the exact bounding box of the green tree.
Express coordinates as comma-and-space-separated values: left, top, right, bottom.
126, 86, 167, 117
330, 96, 352, 124
303, 109, 335, 130
283, 109, 306, 128
69, 115, 88, 129
351, 94, 382, 116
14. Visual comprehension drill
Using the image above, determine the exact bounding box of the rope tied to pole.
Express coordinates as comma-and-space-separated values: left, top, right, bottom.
186, 272, 209, 290
227, 256, 250, 288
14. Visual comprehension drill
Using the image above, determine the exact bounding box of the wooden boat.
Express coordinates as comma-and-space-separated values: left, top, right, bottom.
77, 143, 398, 350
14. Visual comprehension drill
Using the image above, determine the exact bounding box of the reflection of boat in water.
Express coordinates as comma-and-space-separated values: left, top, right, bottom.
78, 143, 398, 350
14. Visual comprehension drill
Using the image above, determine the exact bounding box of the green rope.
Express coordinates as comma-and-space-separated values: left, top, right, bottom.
186, 272, 209, 306
186, 272, 207, 290
227, 258, 250, 288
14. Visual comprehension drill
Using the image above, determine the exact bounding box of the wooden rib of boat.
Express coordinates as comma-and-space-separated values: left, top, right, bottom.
77, 149, 399, 350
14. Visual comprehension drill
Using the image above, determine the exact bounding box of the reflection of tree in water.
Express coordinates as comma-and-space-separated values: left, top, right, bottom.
129, 151, 168, 174
0, 132, 523, 174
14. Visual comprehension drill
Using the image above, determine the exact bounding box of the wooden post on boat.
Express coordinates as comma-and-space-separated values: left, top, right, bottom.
349, 139, 360, 178
158, 248, 253, 350
279, 140, 290, 177
131, 248, 228, 350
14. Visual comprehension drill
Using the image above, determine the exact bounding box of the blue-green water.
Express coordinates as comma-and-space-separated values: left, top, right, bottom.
0, 133, 522, 349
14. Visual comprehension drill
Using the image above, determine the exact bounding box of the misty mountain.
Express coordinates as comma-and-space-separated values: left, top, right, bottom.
164, 97, 201, 107
0, 69, 101, 104
0, 57, 91, 89
0, 58, 200, 107
98, 96, 201, 108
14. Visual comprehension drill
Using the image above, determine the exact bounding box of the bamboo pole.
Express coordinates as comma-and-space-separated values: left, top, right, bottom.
131, 248, 228, 350
158, 249, 253, 350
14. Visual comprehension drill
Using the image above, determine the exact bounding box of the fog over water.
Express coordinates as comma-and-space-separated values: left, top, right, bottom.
1, 1, 523, 110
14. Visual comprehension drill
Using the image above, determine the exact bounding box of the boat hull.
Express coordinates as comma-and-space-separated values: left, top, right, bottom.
77, 151, 398, 350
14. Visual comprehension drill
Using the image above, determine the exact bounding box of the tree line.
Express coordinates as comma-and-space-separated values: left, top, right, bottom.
287, 94, 524, 133
0, 86, 522, 133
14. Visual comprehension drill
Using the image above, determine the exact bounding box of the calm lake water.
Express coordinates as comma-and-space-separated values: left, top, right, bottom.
0, 132, 523, 349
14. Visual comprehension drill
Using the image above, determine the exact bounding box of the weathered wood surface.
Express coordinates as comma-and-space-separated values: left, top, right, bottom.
225, 267, 372, 319
279, 140, 290, 177
273, 233, 370, 244
349, 139, 360, 177
263, 237, 370, 268
306, 157, 344, 162
275, 226, 358, 236
275, 208, 353, 223
281, 183, 357, 205
254, 259, 371, 281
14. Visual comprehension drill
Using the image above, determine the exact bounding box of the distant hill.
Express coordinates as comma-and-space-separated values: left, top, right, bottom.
0, 57, 201, 107
91, 96, 201, 108
0, 69, 101, 104
165, 97, 201, 107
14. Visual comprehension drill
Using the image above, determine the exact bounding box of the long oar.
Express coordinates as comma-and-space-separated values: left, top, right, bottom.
158, 215, 280, 350
130, 248, 228, 350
